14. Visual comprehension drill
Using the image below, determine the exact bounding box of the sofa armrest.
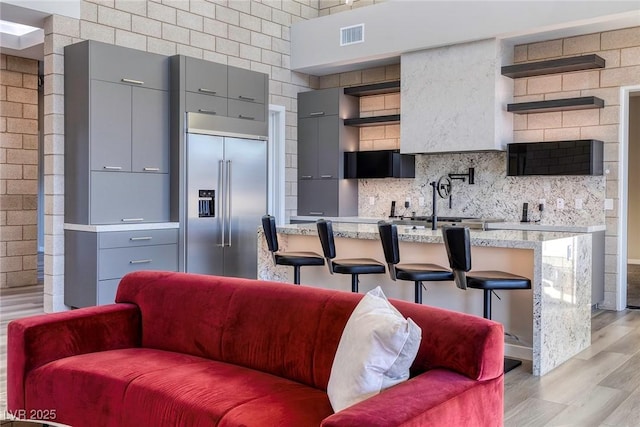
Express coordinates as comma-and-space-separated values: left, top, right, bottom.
321, 370, 503, 427
8, 303, 141, 410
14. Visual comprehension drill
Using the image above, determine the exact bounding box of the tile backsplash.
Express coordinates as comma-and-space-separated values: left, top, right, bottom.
358, 151, 606, 225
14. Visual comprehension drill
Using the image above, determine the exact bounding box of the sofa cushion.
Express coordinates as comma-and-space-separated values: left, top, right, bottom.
327, 287, 421, 412
116, 271, 361, 391
26, 348, 333, 427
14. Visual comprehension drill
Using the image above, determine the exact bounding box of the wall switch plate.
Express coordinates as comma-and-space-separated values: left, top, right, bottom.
556, 198, 564, 210
605, 199, 614, 210
369, 196, 375, 206
575, 198, 583, 210
419, 197, 425, 207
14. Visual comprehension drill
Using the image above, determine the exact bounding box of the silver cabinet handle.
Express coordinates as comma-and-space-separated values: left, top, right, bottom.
309, 111, 324, 116
143, 167, 160, 171
238, 95, 255, 101
121, 218, 144, 222
130, 237, 152, 241
309, 212, 324, 215
301, 175, 313, 179
104, 166, 122, 170
320, 175, 333, 179
130, 259, 152, 264
121, 78, 144, 85
198, 109, 217, 115
226, 160, 232, 247
199, 88, 217, 94
238, 115, 255, 120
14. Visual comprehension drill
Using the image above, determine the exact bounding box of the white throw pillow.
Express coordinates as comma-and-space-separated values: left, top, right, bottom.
327, 286, 422, 412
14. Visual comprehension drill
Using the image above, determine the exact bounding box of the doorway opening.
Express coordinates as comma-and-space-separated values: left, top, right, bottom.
624, 88, 640, 309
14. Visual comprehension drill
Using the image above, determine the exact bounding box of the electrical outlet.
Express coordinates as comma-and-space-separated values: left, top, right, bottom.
405, 197, 411, 208
575, 198, 583, 210
556, 198, 564, 210
539, 199, 546, 207
368, 196, 375, 206
419, 197, 425, 207
605, 199, 614, 210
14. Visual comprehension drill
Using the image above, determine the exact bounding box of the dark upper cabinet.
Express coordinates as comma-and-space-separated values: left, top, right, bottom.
507, 140, 603, 176
344, 150, 415, 179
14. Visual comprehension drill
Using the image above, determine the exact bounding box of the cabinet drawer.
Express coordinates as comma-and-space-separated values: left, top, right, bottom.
298, 88, 340, 118
99, 229, 178, 249
185, 57, 228, 98
90, 42, 169, 90
97, 279, 120, 305
90, 172, 170, 225
98, 244, 178, 280
228, 99, 265, 122
185, 92, 228, 116
228, 66, 266, 104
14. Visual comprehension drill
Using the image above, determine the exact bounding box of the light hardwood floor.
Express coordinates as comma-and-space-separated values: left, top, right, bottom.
1, 287, 639, 426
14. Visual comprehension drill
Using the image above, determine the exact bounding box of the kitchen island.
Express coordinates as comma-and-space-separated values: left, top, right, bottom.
257, 221, 593, 376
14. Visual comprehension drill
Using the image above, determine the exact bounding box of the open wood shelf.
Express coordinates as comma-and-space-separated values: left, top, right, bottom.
344, 114, 400, 127
507, 96, 604, 114
501, 54, 605, 78
343, 81, 400, 97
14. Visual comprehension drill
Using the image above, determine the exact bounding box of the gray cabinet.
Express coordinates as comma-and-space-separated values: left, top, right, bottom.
65, 228, 178, 308
297, 88, 359, 217
65, 40, 170, 225
185, 57, 228, 97
228, 65, 267, 104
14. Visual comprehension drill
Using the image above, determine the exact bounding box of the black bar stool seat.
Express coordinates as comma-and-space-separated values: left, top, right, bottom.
377, 221, 454, 304
316, 219, 385, 293
442, 226, 531, 373
262, 215, 324, 285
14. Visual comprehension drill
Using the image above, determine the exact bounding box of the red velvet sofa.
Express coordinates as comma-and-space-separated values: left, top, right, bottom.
8, 271, 504, 426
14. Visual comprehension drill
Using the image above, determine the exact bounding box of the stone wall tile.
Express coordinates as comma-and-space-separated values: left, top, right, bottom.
601, 66, 640, 87
115, 0, 147, 16
177, 10, 204, 32
80, 21, 115, 43
216, 5, 240, 26
562, 70, 600, 91
115, 29, 147, 51
621, 47, 640, 66
527, 39, 563, 60
204, 18, 228, 38
229, 25, 251, 44
563, 33, 600, 55
148, 1, 177, 24
602, 27, 640, 50
132, 15, 162, 37
98, 5, 131, 30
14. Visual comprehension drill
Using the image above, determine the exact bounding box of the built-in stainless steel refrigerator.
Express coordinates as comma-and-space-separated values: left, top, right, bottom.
185, 131, 267, 278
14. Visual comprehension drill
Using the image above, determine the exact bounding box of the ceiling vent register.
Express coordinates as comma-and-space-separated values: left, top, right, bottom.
340, 24, 365, 46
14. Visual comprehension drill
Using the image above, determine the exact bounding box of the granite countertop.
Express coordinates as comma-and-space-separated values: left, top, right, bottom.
485, 222, 606, 233
277, 222, 582, 249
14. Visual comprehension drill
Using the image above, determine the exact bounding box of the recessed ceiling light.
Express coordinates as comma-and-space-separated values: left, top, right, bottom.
0, 19, 40, 37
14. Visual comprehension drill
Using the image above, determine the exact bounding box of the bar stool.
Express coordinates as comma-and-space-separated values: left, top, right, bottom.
377, 221, 454, 304
441, 226, 531, 373
316, 219, 386, 293
261, 215, 324, 285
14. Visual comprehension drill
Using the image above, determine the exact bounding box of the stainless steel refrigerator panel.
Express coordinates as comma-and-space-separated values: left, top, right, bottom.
186, 133, 224, 275
224, 137, 267, 278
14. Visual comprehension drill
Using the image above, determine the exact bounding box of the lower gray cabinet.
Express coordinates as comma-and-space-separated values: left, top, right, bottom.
298, 179, 357, 217
65, 228, 178, 308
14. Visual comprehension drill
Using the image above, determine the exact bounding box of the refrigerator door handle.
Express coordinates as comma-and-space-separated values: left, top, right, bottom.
218, 159, 225, 247
226, 160, 232, 247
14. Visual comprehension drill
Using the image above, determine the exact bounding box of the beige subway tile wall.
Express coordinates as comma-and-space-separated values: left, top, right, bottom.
513, 26, 640, 309
0, 54, 39, 289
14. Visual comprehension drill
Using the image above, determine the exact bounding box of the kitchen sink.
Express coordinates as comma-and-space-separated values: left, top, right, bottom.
392, 216, 497, 230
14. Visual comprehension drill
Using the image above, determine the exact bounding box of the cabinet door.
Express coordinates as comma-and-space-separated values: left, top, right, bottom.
317, 116, 340, 179
298, 117, 318, 180
228, 99, 266, 122
297, 179, 338, 217
132, 87, 169, 173
91, 41, 169, 90
185, 92, 228, 116
98, 244, 177, 280
90, 80, 132, 172
228, 66, 266, 104
90, 172, 169, 224
298, 88, 340, 118
185, 57, 228, 98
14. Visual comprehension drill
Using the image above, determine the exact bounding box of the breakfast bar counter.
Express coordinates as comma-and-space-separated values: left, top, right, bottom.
257, 222, 593, 376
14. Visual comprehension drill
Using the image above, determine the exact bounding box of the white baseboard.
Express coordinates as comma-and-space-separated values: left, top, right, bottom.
629, 259, 640, 265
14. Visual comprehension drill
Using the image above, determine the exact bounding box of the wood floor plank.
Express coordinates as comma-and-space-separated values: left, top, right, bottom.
574, 323, 635, 360
600, 385, 640, 426
544, 385, 629, 427
504, 397, 567, 427
599, 351, 640, 393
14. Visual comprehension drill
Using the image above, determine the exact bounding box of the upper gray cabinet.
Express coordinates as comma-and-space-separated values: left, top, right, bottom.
185, 57, 228, 97
228, 66, 267, 104
65, 40, 170, 225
